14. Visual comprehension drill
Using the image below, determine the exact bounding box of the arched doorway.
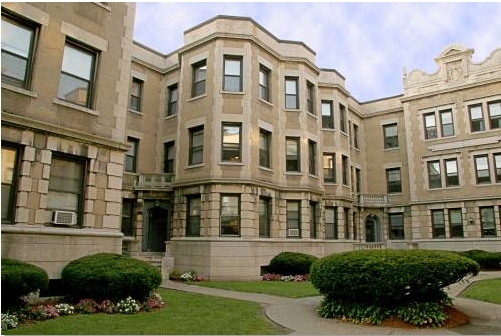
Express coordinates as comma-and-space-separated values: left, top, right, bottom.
143, 205, 169, 252
365, 215, 382, 242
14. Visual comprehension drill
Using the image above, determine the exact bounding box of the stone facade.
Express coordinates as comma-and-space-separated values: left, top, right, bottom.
2, 8, 500, 280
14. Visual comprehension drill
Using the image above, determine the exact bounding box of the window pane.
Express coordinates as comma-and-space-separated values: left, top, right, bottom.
481, 207, 496, 237
224, 59, 240, 76
489, 102, 501, 116
285, 95, 297, 109
1, 19, 32, 57
495, 154, 501, 182
224, 76, 240, 91
1, 52, 28, 82
62, 45, 93, 80
195, 65, 206, 81
470, 105, 483, 119
285, 80, 297, 94
58, 72, 89, 106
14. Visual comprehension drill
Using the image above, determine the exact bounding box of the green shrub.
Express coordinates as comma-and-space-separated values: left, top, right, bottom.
456, 250, 501, 270
61, 253, 162, 302
268, 251, 318, 275
1, 258, 49, 311
311, 250, 479, 307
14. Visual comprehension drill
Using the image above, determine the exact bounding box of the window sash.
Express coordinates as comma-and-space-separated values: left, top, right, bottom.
427, 161, 442, 188
480, 207, 496, 237
310, 202, 318, 238
192, 61, 206, 97
383, 124, 399, 148
220, 195, 240, 236
259, 66, 270, 101
449, 209, 463, 238
223, 57, 242, 92
125, 138, 138, 172
285, 78, 298, 109
432, 210, 446, 238
129, 78, 142, 111
445, 159, 459, 187
306, 82, 314, 114
440, 110, 455, 137
259, 129, 271, 168
1, 146, 20, 221
339, 104, 347, 133
494, 153, 501, 183
308, 140, 317, 175
389, 213, 404, 239
189, 127, 204, 165
321, 101, 334, 129
353, 124, 359, 149
342, 155, 349, 185
167, 84, 178, 116
285, 138, 300, 172
475, 156, 490, 184
163, 142, 175, 174
469, 105, 485, 132
488, 101, 501, 129
386, 168, 402, 193
323, 153, 336, 183
424, 113, 437, 139
121, 199, 135, 237
1, 16, 36, 88
259, 197, 271, 238
186, 196, 201, 237
325, 207, 338, 239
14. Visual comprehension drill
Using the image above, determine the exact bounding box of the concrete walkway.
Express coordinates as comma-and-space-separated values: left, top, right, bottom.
161, 271, 501, 335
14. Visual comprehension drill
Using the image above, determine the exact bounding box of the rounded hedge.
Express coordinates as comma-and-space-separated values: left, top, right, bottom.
1, 258, 49, 310
310, 249, 480, 307
61, 253, 162, 302
456, 250, 501, 270
268, 251, 318, 275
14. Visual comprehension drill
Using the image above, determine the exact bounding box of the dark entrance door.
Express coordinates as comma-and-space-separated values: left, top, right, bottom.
144, 206, 168, 252
365, 215, 381, 242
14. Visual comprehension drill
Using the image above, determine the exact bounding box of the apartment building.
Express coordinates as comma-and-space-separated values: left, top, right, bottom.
2, 4, 500, 280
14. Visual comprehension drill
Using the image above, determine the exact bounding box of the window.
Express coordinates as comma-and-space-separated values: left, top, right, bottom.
306, 81, 315, 114
129, 77, 143, 111
356, 168, 361, 193
432, 209, 445, 238
308, 140, 317, 175
495, 153, 501, 183
353, 124, 360, 149
220, 195, 240, 236
423, 113, 437, 139
58, 41, 97, 108
321, 101, 334, 129
47, 155, 85, 222
323, 153, 336, 183
163, 141, 175, 174
342, 155, 349, 185
310, 201, 318, 238
445, 158, 459, 187
125, 137, 138, 173
339, 104, 347, 133
286, 200, 301, 237
469, 104, 485, 132
189, 126, 204, 165
1, 14, 37, 88
166, 84, 178, 116
383, 123, 398, 149
440, 109, 454, 137
221, 123, 241, 162
186, 196, 201, 237
121, 199, 135, 237
344, 208, 350, 239
285, 77, 298, 109
192, 60, 206, 97
389, 213, 404, 239
259, 129, 271, 168
449, 208, 463, 238
386, 168, 402, 193
480, 206, 496, 237
325, 207, 338, 239
474, 155, 490, 184
259, 197, 271, 238
223, 56, 242, 92
488, 101, 501, 129
285, 137, 300, 172
259, 65, 270, 102
427, 160, 442, 189
1, 145, 20, 222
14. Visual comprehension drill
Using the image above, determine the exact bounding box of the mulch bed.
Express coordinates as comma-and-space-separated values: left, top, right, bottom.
380, 305, 469, 329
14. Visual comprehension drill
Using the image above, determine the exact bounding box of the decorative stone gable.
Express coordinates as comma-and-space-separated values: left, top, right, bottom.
403, 44, 501, 97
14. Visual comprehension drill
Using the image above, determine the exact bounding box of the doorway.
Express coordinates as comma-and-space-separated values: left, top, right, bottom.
365, 215, 382, 242
143, 205, 169, 252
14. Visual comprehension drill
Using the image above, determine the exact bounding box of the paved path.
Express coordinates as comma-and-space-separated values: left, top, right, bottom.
161, 271, 501, 335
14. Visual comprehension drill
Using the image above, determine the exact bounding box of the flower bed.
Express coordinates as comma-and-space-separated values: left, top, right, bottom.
1, 291, 165, 331
262, 273, 310, 282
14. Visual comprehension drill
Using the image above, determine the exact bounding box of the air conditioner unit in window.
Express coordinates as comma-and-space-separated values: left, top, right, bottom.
52, 211, 77, 226
288, 228, 299, 237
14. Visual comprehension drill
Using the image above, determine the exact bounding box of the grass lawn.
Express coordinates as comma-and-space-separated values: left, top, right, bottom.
189, 280, 320, 298
460, 278, 501, 305
4, 288, 286, 335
